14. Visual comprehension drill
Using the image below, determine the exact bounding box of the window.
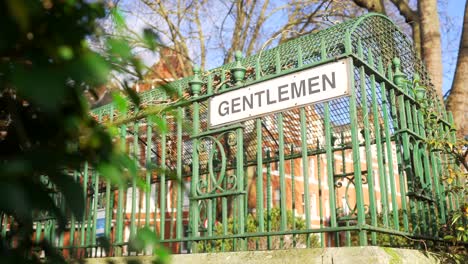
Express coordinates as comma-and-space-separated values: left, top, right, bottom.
125, 187, 140, 213
183, 182, 190, 211
308, 160, 316, 183
150, 183, 157, 212
311, 193, 317, 217
274, 189, 281, 206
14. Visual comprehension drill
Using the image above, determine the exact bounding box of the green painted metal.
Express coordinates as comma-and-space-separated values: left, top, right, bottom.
159, 114, 167, 241
91, 169, 99, 246
266, 149, 272, 250
70, 171, 77, 249
277, 112, 286, 247
375, 57, 398, 231
145, 117, 152, 229
300, 108, 311, 246
357, 39, 377, 245
176, 105, 183, 242
348, 56, 367, 245
80, 162, 89, 249
256, 118, 264, 234
15, 13, 464, 258
190, 67, 201, 251
115, 125, 126, 256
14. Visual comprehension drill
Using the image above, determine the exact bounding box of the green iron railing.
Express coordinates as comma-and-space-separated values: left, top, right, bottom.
1, 13, 463, 258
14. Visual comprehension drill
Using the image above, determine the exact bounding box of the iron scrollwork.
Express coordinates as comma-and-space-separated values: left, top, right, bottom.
196, 131, 238, 195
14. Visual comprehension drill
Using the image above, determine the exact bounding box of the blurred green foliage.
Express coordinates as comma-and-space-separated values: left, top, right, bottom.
0, 0, 164, 263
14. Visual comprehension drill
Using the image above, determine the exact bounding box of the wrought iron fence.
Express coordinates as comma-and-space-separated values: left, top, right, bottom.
2, 13, 463, 258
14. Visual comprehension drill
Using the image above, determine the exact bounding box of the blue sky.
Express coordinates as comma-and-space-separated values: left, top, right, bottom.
441, 0, 465, 96
121, 0, 465, 96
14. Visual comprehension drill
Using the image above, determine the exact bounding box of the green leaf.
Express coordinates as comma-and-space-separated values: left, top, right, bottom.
107, 38, 132, 60
81, 52, 111, 85
444, 235, 455, 240
50, 172, 85, 220
13, 65, 66, 111
112, 92, 128, 115
6, 0, 30, 30
154, 247, 171, 264
123, 81, 141, 107
0, 183, 32, 225
148, 115, 168, 133
98, 163, 125, 186
143, 28, 161, 51
58, 45, 74, 60
120, 155, 138, 178
137, 226, 159, 246
111, 8, 126, 30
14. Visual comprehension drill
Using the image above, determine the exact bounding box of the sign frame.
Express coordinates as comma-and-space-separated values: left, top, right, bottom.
208, 58, 352, 128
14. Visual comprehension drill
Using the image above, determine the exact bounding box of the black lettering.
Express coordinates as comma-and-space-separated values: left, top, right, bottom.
218, 101, 229, 116
231, 97, 241, 113
291, 80, 306, 99
254, 90, 265, 107
322, 72, 336, 91
308, 76, 320, 94
278, 84, 289, 102
243, 94, 254, 110
266, 89, 277, 105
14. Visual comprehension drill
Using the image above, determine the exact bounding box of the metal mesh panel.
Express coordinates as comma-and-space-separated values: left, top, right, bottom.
91, 13, 445, 172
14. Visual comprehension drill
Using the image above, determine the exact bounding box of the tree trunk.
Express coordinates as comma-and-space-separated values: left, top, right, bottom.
418, 0, 443, 99
446, 1, 468, 139
352, 0, 384, 13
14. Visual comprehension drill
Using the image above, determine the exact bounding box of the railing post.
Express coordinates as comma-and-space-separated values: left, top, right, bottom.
392, 57, 419, 238
357, 40, 378, 245
348, 58, 367, 246
189, 66, 203, 252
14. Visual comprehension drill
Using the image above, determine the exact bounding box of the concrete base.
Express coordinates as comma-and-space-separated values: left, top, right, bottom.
83, 247, 440, 264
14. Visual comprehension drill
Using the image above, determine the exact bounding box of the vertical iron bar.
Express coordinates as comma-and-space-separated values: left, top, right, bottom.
300, 108, 311, 247
115, 125, 126, 256
278, 113, 287, 248
396, 91, 418, 235
290, 144, 296, 247
324, 102, 339, 244
236, 126, 246, 250
191, 96, 200, 250
176, 106, 183, 242
266, 150, 272, 249
256, 119, 264, 234
80, 163, 89, 250
317, 141, 324, 247
146, 118, 152, 229
348, 58, 367, 245
130, 122, 138, 239
377, 58, 399, 230
357, 42, 377, 244
91, 169, 99, 247
159, 114, 167, 240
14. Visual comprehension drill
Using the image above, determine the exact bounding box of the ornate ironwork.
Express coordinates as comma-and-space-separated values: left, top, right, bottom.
196, 131, 238, 195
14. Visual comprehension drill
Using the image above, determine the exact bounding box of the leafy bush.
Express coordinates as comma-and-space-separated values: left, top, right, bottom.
197, 207, 320, 252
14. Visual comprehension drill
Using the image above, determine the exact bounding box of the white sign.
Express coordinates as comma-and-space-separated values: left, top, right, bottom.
208, 58, 351, 127
96, 208, 106, 238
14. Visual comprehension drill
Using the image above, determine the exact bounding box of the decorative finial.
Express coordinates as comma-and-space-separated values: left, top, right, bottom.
189, 65, 203, 96
231, 50, 246, 86
413, 73, 426, 101
392, 57, 405, 88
